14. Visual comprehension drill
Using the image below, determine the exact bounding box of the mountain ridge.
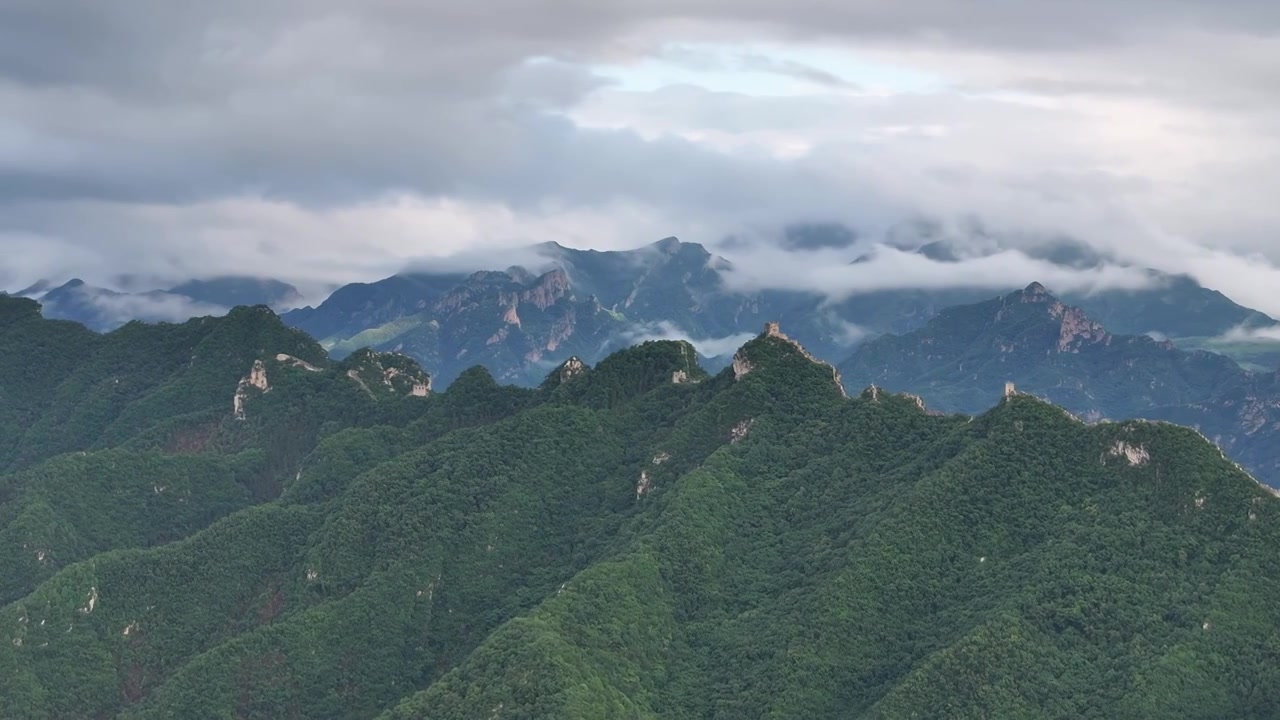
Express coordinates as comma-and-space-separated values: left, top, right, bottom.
3, 296, 1280, 716
279, 236, 1278, 389
840, 282, 1280, 486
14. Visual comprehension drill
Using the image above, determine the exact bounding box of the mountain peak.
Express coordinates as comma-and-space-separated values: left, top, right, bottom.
732, 322, 848, 397
1003, 287, 1112, 353
544, 356, 589, 389
651, 236, 682, 254
15, 279, 54, 297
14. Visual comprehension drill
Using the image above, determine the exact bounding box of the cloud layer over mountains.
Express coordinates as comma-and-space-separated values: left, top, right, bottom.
2, 1, 1279, 313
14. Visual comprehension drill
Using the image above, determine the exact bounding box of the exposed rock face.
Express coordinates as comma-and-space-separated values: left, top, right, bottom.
522, 269, 572, 310
233, 359, 269, 420
1050, 302, 1111, 353
501, 305, 521, 327
1108, 440, 1150, 466
275, 354, 321, 372
347, 369, 374, 398
486, 327, 510, 346
731, 353, 755, 380
545, 309, 576, 353
636, 470, 653, 499
1235, 393, 1280, 435
729, 418, 754, 444
245, 360, 268, 390
559, 356, 587, 384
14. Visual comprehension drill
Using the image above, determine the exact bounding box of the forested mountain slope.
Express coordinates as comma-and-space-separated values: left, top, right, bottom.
3, 305, 1280, 718
0, 296, 441, 606
840, 283, 1280, 487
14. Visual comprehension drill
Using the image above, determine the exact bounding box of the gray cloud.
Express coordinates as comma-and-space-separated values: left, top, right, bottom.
1, 0, 1279, 318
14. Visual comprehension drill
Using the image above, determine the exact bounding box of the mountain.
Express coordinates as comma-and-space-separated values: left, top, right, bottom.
3, 311, 1280, 718
13, 277, 302, 331
839, 282, 1280, 486
166, 277, 303, 310
284, 238, 786, 386
0, 295, 446, 609
282, 236, 1277, 389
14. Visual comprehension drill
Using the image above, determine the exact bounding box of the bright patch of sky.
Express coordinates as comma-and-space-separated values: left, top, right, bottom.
593, 42, 944, 97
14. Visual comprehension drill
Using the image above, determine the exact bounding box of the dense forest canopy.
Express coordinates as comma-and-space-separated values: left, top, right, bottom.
2, 296, 1279, 718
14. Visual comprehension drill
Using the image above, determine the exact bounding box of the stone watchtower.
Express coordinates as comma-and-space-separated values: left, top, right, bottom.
411, 382, 430, 397
1004, 381, 1016, 398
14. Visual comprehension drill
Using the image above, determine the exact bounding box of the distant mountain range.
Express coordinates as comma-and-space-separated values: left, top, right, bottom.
839, 282, 1280, 486
10, 276, 302, 331
281, 236, 1280, 386
10, 235, 1280, 388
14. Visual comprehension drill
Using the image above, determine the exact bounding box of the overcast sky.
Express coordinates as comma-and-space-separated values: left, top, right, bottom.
2, 1, 1279, 312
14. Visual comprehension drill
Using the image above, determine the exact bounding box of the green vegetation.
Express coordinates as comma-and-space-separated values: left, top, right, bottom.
1175, 335, 1280, 372
4, 295, 1280, 718
324, 315, 432, 357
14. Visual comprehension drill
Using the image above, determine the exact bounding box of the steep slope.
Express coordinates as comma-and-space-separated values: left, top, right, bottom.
0, 297, 100, 466
384, 394, 1280, 720
0, 299, 326, 472
0, 298, 440, 606
1066, 272, 1273, 338
839, 283, 1280, 486
282, 272, 468, 342
3, 322, 1280, 718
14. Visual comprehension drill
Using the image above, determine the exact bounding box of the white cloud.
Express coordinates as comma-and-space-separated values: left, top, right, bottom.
1220, 324, 1280, 344
717, 241, 1157, 300
88, 292, 230, 326
616, 320, 757, 358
